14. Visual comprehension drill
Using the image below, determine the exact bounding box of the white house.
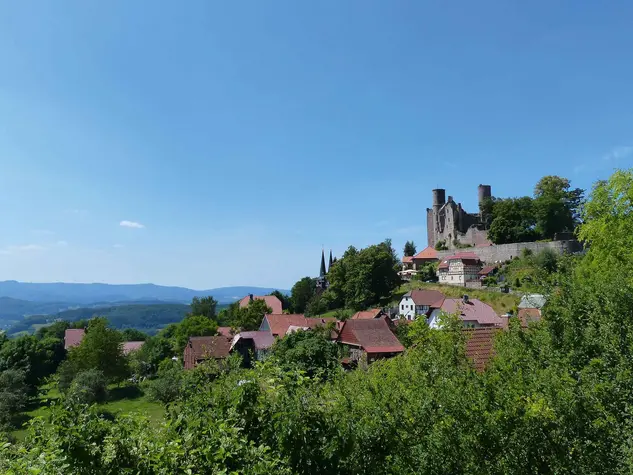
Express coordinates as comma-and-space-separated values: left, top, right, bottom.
437, 252, 483, 286
398, 290, 445, 321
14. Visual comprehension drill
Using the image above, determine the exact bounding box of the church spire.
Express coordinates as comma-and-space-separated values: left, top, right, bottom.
328, 249, 333, 271
320, 249, 327, 277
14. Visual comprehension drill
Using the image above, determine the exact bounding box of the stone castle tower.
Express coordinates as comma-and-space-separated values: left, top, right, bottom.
426, 185, 492, 249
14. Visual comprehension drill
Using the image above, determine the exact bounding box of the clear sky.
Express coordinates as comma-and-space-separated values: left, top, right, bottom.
1, 1, 632, 290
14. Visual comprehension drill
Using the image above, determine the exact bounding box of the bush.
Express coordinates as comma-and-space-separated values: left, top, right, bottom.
0, 369, 28, 429
145, 360, 183, 404
67, 369, 108, 405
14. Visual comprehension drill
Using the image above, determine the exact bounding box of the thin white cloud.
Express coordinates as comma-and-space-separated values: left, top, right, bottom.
120, 220, 145, 229
603, 146, 633, 162
0, 244, 46, 255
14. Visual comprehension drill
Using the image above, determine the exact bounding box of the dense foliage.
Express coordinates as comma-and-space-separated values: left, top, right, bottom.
403, 240, 417, 257
484, 175, 584, 244
3, 171, 633, 474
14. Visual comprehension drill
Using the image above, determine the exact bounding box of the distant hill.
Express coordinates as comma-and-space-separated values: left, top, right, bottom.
6, 302, 219, 335
0, 281, 288, 305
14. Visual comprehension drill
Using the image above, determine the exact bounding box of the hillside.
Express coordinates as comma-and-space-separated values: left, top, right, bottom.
0, 281, 288, 305
6, 302, 218, 335
0, 297, 78, 329
395, 282, 520, 315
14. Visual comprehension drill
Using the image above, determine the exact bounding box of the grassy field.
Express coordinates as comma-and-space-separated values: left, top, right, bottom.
395, 281, 520, 314
13, 383, 164, 440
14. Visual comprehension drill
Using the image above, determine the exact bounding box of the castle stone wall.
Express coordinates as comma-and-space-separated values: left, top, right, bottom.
436, 240, 583, 264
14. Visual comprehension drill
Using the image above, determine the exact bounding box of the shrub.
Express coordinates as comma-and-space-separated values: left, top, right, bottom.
0, 369, 28, 429
67, 369, 108, 405
145, 360, 183, 404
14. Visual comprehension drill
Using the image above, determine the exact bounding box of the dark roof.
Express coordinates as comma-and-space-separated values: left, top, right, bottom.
184, 336, 232, 370
403, 290, 445, 307
337, 319, 404, 354
479, 265, 496, 276
238, 295, 283, 314
230, 331, 275, 351
64, 329, 85, 350
463, 327, 500, 371
439, 252, 482, 269
263, 314, 336, 337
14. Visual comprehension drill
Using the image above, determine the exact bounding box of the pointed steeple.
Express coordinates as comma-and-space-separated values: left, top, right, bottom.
328, 249, 333, 272
320, 249, 327, 277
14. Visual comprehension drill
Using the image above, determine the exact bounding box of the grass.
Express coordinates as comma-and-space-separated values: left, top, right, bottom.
395, 281, 520, 315
13, 382, 164, 441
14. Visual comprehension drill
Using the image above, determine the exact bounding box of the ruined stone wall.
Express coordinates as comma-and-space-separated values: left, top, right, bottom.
436, 240, 583, 264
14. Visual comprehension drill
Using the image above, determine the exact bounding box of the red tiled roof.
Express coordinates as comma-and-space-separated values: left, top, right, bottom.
517, 308, 542, 327
351, 308, 383, 320
238, 295, 283, 314
479, 265, 496, 276
337, 319, 404, 354
64, 329, 85, 350
122, 341, 144, 355
404, 290, 445, 308
183, 336, 232, 370
262, 314, 336, 337
402, 256, 413, 263
217, 326, 233, 338
463, 327, 500, 371
413, 246, 438, 260
441, 298, 503, 326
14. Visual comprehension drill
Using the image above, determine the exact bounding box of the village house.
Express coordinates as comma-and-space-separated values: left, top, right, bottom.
437, 252, 483, 286
64, 328, 144, 354
428, 296, 503, 329
337, 318, 404, 364
398, 290, 445, 321
517, 294, 546, 326
64, 328, 86, 350
229, 331, 275, 368
259, 313, 336, 337
399, 246, 438, 280
238, 294, 283, 314
350, 308, 386, 320
463, 327, 501, 371
183, 335, 232, 370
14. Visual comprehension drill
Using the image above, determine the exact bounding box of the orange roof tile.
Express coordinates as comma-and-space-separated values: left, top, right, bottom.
413, 246, 438, 260
238, 295, 283, 314
351, 308, 383, 320
463, 327, 500, 371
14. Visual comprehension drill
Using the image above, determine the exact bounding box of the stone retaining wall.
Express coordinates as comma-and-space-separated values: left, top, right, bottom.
436, 240, 583, 264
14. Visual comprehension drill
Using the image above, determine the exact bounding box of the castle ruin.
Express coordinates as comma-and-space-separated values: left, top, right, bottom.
426, 185, 492, 249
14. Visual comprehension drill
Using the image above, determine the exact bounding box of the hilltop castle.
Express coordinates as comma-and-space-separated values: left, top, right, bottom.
426, 185, 492, 250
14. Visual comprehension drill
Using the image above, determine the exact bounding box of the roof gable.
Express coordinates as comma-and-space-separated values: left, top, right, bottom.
413, 246, 438, 260
351, 308, 383, 320
338, 319, 404, 354
64, 329, 85, 349
441, 298, 502, 326
263, 314, 336, 337
238, 295, 283, 314
403, 290, 445, 307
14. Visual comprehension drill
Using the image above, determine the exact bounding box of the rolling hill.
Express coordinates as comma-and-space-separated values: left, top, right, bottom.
0, 281, 287, 305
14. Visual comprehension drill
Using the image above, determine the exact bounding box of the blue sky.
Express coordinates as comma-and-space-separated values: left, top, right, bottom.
1, 1, 632, 290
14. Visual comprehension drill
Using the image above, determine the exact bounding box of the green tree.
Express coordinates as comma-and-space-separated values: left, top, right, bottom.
327, 240, 400, 310
231, 299, 272, 331
67, 369, 108, 405
130, 334, 173, 378
269, 329, 339, 380
60, 317, 129, 386
173, 314, 219, 354
0, 369, 28, 429
189, 296, 218, 320
290, 277, 316, 314
487, 197, 538, 244
0, 335, 63, 393
403, 240, 417, 257
121, 328, 148, 341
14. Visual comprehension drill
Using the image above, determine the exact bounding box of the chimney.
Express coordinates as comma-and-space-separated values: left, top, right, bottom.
249, 294, 253, 302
